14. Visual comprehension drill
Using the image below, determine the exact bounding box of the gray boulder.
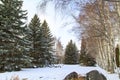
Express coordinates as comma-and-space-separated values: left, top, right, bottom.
64, 71, 78, 80
86, 70, 107, 80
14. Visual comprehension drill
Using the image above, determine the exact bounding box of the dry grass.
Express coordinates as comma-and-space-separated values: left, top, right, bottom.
78, 77, 85, 80
10, 75, 28, 80
9, 74, 85, 80
10, 75, 19, 80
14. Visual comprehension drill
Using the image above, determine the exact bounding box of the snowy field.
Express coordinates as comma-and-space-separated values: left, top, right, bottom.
0, 64, 119, 80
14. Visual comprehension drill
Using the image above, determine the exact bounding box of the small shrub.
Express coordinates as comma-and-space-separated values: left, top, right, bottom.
80, 53, 96, 66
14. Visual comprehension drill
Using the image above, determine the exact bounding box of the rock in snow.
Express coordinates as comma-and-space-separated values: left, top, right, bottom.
64, 71, 78, 80
86, 70, 107, 80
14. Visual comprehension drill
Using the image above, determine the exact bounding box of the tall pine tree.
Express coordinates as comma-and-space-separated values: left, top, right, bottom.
64, 40, 78, 64
25, 17, 54, 67
25, 14, 42, 67
0, 0, 27, 71
40, 20, 54, 66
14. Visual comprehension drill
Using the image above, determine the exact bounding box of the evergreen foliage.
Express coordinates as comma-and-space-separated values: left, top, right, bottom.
24, 14, 43, 67
79, 38, 96, 66
40, 20, 54, 66
0, 0, 27, 71
25, 17, 54, 67
79, 38, 86, 65
80, 53, 96, 66
64, 40, 78, 64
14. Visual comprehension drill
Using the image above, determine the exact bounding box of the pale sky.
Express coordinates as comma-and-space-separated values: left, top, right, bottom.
22, 0, 80, 49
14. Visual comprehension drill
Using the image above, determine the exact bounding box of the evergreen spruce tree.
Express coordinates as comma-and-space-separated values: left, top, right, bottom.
40, 20, 54, 66
0, 0, 27, 71
79, 37, 96, 66
79, 37, 86, 65
25, 14, 42, 67
64, 40, 78, 64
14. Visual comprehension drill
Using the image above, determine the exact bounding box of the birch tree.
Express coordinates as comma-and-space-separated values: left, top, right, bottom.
77, 0, 120, 73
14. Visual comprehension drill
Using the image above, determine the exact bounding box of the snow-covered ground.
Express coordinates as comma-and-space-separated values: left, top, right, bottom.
0, 64, 119, 80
